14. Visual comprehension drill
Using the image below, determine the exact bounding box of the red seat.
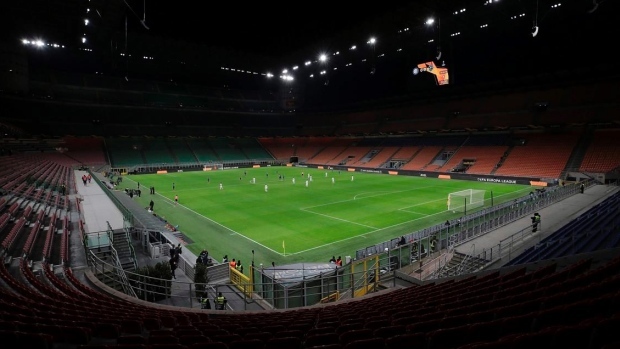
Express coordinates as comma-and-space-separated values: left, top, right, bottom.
304, 332, 339, 347
148, 335, 179, 345
339, 329, 374, 346
179, 335, 210, 346
373, 325, 405, 339
264, 336, 302, 349
385, 332, 426, 349
243, 332, 273, 342
343, 337, 385, 349
228, 338, 265, 349
188, 342, 228, 349
117, 335, 147, 344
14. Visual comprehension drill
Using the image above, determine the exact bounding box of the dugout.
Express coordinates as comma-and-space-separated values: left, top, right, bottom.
252, 257, 381, 309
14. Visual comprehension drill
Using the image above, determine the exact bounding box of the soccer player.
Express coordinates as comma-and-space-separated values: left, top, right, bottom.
265, 184, 268, 192
351, 175, 354, 181
305, 180, 309, 187
292, 178, 295, 184
219, 183, 223, 190
174, 194, 178, 205
332, 177, 335, 184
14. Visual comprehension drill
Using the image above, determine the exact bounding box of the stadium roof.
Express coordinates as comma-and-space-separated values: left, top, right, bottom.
2, 0, 619, 106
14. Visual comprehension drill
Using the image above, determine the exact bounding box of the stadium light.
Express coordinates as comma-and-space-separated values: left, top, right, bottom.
426, 18, 435, 25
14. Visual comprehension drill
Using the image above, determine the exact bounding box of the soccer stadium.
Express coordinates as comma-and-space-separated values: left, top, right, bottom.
1, 0, 620, 348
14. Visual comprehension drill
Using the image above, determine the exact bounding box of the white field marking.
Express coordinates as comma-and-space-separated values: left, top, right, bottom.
125, 176, 530, 256
399, 211, 429, 216
299, 208, 378, 229
301, 185, 435, 210
123, 177, 279, 254
174, 204, 279, 254
290, 187, 532, 255
354, 191, 393, 200
398, 197, 447, 212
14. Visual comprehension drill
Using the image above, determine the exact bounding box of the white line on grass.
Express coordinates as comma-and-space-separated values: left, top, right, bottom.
299, 208, 378, 229
398, 197, 447, 212
122, 177, 280, 254
172, 202, 280, 254
289, 187, 532, 256
301, 185, 435, 210
353, 191, 392, 200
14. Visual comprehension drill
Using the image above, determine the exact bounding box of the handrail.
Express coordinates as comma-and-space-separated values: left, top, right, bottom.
105, 222, 137, 298
109, 243, 137, 297
124, 225, 139, 271
357, 179, 591, 261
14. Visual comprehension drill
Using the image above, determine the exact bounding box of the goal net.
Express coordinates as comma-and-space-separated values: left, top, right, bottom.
447, 189, 486, 213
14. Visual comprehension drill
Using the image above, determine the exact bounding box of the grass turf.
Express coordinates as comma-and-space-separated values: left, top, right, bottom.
116, 166, 532, 267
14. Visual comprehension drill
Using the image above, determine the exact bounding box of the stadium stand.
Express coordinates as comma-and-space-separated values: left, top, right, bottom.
2, 2, 620, 347
579, 129, 620, 173
494, 132, 581, 179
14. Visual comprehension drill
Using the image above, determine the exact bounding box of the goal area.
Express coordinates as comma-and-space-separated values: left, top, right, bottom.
447, 189, 486, 213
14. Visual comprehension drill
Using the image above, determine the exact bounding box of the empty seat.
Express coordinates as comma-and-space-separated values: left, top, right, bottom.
343, 337, 386, 349
148, 335, 179, 345
373, 325, 406, 339
304, 332, 339, 347
385, 332, 426, 349
272, 329, 303, 339
264, 336, 302, 349
188, 342, 228, 349
228, 338, 265, 349
179, 335, 211, 346
243, 332, 273, 342
117, 335, 147, 344
339, 329, 374, 346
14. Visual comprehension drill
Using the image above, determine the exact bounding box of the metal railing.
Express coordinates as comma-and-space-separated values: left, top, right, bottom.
86, 249, 393, 310
105, 222, 137, 298
88, 168, 134, 225
357, 181, 589, 261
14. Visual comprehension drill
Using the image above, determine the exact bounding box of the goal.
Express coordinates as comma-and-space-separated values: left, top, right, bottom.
447, 189, 486, 213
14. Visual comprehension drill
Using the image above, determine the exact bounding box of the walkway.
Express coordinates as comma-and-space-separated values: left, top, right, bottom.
455, 184, 620, 268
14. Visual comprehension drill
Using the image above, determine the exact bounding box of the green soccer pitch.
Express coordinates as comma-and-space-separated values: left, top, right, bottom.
116, 167, 532, 266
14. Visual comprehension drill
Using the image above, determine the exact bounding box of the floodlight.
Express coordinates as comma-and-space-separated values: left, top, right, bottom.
426, 18, 435, 25
588, 0, 598, 13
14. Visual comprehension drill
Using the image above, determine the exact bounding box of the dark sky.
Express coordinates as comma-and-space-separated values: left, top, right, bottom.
136, 1, 413, 57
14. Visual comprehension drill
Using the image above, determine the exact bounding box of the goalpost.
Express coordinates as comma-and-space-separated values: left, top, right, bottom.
448, 189, 486, 213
